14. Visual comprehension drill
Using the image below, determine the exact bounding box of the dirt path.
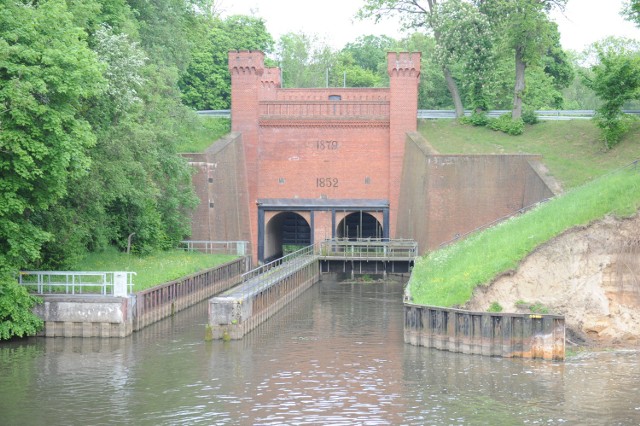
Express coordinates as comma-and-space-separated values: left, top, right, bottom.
464, 212, 640, 348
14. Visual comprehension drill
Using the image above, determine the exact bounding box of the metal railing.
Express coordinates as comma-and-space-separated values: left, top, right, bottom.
18, 271, 136, 296
198, 109, 640, 121
179, 240, 249, 256
317, 238, 418, 260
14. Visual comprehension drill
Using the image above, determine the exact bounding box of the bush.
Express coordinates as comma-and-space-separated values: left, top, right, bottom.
0, 276, 43, 340
595, 114, 634, 149
488, 301, 503, 312
522, 109, 539, 125
487, 114, 525, 135
460, 111, 490, 127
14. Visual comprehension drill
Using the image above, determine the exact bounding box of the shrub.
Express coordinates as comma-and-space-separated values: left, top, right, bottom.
460, 111, 490, 127
488, 301, 503, 312
487, 114, 525, 135
0, 276, 43, 340
521, 109, 539, 125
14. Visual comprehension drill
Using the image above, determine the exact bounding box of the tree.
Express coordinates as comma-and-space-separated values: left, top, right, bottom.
476, 0, 566, 119
582, 37, 640, 149
0, 0, 105, 338
276, 32, 336, 88
0, 0, 104, 272
622, 0, 640, 26
433, 0, 493, 111
358, 0, 466, 117
179, 15, 274, 109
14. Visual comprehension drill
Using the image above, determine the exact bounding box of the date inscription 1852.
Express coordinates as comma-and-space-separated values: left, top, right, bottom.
316, 177, 339, 188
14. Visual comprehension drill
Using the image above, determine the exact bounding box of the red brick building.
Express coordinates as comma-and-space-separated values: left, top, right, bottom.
186, 50, 555, 263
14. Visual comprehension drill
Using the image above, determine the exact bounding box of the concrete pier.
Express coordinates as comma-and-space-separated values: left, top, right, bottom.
208, 252, 320, 340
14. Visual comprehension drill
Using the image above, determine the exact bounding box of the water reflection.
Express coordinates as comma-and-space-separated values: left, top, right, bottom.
1, 275, 639, 425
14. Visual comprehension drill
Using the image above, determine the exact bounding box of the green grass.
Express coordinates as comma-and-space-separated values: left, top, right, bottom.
175, 117, 230, 153
419, 119, 640, 188
408, 163, 640, 307
72, 247, 237, 292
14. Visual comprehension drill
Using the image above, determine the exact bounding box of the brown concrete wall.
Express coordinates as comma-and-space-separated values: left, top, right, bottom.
397, 133, 555, 254
184, 132, 251, 245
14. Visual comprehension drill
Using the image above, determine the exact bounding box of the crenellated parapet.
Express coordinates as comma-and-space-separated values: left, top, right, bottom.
387, 52, 421, 78
228, 50, 265, 76
261, 67, 281, 89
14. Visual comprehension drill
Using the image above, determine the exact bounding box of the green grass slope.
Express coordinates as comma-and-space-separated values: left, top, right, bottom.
420, 119, 640, 188
72, 247, 237, 292
409, 119, 640, 307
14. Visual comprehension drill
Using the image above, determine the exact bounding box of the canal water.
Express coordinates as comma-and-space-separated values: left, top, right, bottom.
1, 276, 640, 425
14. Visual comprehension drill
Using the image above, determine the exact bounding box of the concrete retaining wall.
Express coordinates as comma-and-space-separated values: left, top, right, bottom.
396, 133, 557, 253
34, 296, 133, 338
33, 258, 249, 338
404, 303, 565, 360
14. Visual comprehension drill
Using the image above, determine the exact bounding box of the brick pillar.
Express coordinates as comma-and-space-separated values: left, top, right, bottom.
388, 52, 421, 237
229, 50, 266, 260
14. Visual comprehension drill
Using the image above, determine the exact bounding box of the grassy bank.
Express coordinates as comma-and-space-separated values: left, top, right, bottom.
419, 119, 640, 188
72, 247, 237, 292
408, 162, 640, 307
176, 117, 230, 153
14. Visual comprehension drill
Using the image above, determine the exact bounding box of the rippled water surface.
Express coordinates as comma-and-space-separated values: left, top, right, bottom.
1, 277, 640, 425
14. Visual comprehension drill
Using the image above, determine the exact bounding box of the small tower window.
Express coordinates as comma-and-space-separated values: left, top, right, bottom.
328, 95, 341, 101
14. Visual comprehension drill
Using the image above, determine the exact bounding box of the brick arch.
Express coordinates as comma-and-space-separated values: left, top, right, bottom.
264, 212, 311, 262
336, 212, 383, 240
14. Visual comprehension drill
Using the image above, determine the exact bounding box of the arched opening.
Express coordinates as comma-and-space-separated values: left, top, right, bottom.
264, 212, 311, 261
336, 212, 382, 240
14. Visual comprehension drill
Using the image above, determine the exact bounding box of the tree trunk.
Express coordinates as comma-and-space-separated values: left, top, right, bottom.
512, 45, 526, 120
443, 66, 464, 118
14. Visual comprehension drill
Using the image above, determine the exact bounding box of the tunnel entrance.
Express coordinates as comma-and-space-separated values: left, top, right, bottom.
257, 199, 390, 263
336, 212, 383, 240
264, 212, 311, 262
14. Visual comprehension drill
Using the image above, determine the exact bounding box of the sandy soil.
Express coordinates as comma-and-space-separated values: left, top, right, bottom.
464, 212, 640, 348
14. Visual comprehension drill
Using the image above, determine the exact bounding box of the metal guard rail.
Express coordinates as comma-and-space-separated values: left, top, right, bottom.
19, 271, 136, 296
317, 238, 418, 260
198, 109, 640, 120
180, 240, 250, 256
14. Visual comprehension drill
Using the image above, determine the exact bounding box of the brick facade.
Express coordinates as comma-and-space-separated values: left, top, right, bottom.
186, 50, 554, 263
225, 50, 420, 262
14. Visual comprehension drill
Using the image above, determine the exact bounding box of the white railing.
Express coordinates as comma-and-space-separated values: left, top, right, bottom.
179, 240, 249, 256
19, 271, 136, 297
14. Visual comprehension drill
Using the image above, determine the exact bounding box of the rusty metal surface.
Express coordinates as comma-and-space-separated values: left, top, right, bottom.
404, 303, 565, 361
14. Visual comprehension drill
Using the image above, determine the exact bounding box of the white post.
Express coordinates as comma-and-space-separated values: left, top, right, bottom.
113, 272, 128, 297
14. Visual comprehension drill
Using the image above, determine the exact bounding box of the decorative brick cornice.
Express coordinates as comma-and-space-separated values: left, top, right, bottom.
259, 118, 390, 128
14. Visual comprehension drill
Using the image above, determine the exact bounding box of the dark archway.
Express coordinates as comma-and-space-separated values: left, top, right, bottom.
336, 212, 382, 240
264, 212, 311, 261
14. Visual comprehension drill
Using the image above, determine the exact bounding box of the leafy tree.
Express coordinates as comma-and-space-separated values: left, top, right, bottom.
0, 276, 43, 340
341, 35, 397, 84
0, 0, 104, 272
583, 37, 640, 149
358, 0, 466, 117
622, 0, 640, 26
399, 32, 452, 109
179, 15, 274, 109
433, 0, 493, 111
0, 0, 106, 338
476, 0, 567, 119
277, 32, 336, 88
